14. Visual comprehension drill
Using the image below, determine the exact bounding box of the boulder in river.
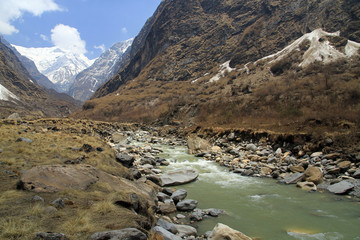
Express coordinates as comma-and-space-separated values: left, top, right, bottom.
208, 223, 252, 240
327, 181, 355, 194
174, 224, 197, 237
159, 169, 199, 187
176, 199, 198, 211
89, 228, 147, 240
171, 189, 187, 203
187, 135, 211, 154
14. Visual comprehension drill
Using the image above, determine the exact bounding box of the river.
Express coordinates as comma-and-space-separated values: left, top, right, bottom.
155, 144, 360, 240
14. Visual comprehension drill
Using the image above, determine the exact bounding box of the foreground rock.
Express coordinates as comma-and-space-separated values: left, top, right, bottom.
89, 228, 147, 240
327, 181, 355, 194
159, 169, 199, 187
152, 226, 182, 240
208, 223, 252, 240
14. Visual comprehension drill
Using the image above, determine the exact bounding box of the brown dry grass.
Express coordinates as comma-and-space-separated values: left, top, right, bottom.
0, 119, 152, 240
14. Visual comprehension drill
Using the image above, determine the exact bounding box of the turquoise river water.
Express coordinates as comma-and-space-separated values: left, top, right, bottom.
155, 144, 360, 240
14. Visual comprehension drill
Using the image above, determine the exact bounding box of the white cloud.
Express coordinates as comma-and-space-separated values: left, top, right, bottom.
40, 34, 48, 41
121, 27, 128, 34
0, 0, 62, 35
94, 44, 106, 53
51, 24, 87, 55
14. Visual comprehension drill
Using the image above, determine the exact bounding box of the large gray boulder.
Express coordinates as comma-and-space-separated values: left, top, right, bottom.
89, 228, 147, 240
116, 153, 135, 168
327, 181, 355, 194
157, 218, 178, 234
208, 223, 252, 240
159, 169, 199, 187
279, 172, 305, 184
176, 199, 198, 211
174, 224, 197, 237
171, 189, 187, 203
152, 226, 182, 240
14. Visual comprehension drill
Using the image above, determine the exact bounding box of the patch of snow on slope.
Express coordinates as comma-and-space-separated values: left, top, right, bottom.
257, 29, 359, 68
208, 61, 235, 83
0, 83, 19, 102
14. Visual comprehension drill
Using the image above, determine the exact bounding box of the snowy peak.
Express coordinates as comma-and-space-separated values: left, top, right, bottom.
68, 38, 133, 102
12, 45, 94, 93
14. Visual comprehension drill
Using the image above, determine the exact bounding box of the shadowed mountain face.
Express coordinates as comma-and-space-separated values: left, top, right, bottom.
77, 0, 360, 127
0, 41, 80, 118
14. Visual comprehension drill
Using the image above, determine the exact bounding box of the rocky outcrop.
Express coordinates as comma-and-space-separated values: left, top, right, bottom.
208, 223, 252, 240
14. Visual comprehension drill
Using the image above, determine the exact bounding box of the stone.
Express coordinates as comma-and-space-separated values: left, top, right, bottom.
176, 199, 198, 211
327, 181, 354, 194
246, 144, 257, 152
89, 228, 147, 240
211, 146, 222, 153
32, 195, 45, 203
337, 161, 351, 170
159, 199, 177, 214
176, 214, 186, 219
16, 137, 33, 143
187, 135, 211, 154
159, 169, 199, 187
79, 144, 95, 153
152, 226, 182, 240
157, 218, 178, 234
174, 224, 197, 237
296, 181, 317, 191
43, 206, 57, 214
324, 153, 341, 160
310, 152, 323, 158
171, 189, 187, 203
208, 223, 252, 240
51, 198, 65, 209
157, 192, 171, 202
116, 153, 135, 168
190, 209, 204, 221
304, 166, 323, 184
35, 232, 69, 240
261, 167, 272, 175
353, 169, 360, 178
206, 208, 224, 217
290, 165, 305, 173
280, 172, 305, 184
17, 164, 157, 217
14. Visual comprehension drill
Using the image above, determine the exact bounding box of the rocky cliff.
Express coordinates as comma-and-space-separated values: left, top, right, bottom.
78, 0, 360, 129
0, 41, 79, 118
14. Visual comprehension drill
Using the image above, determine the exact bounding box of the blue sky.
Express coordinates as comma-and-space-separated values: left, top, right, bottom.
0, 0, 162, 59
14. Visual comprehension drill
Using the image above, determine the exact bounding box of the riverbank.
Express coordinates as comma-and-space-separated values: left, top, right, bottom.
1, 118, 359, 239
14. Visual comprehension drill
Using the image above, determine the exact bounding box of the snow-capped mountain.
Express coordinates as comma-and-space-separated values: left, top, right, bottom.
68, 38, 133, 102
12, 45, 95, 93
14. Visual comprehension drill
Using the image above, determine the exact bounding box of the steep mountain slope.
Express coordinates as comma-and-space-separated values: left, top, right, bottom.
0, 41, 79, 118
12, 45, 94, 93
78, 0, 360, 129
68, 38, 133, 102
0, 36, 56, 90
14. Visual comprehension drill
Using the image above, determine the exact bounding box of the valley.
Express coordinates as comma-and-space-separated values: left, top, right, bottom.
0, 0, 360, 239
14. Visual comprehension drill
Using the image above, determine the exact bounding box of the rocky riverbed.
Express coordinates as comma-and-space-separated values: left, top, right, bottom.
1, 118, 359, 239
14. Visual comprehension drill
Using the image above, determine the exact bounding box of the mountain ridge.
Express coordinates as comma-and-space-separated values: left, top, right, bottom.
12, 45, 94, 93
76, 0, 360, 129
68, 38, 133, 102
